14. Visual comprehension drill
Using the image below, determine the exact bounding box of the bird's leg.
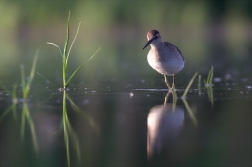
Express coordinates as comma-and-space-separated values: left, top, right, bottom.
172, 74, 175, 90
164, 74, 171, 89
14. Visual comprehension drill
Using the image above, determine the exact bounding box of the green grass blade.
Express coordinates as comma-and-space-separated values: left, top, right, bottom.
21, 65, 25, 88
47, 42, 63, 60
21, 50, 39, 98
62, 12, 71, 87
37, 72, 61, 88
182, 72, 198, 98
26, 50, 39, 90
209, 66, 213, 84
63, 11, 70, 65
65, 47, 100, 87
66, 22, 81, 65
204, 66, 214, 85
207, 69, 211, 83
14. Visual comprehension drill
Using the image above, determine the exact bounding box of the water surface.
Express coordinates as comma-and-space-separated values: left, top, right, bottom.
0, 80, 251, 167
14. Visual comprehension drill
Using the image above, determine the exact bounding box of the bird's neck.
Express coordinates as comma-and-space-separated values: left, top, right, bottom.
150, 41, 163, 49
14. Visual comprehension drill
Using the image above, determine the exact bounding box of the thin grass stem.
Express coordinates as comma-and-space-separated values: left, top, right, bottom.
65, 47, 100, 87
205, 66, 214, 85
66, 22, 81, 65
26, 51, 39, 90
47, 43, 63, 59
63, 11, 70, 64
37, 72, 60, 88
182, 72, 198, 98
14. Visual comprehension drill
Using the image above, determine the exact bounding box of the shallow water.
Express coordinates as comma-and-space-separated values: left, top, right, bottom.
0, 1, 251, 166
0, 80, 251, 167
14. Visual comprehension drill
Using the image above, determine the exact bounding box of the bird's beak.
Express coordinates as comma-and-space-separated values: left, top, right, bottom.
143, 39, 153, 50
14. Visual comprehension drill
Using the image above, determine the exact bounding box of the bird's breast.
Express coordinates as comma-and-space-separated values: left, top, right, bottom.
147, 48, 184, 75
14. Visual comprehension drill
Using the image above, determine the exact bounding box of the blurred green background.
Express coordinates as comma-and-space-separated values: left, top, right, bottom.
0, 0, 251, 86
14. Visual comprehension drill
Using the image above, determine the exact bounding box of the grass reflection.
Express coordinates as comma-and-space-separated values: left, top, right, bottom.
62, 90, 99, 167
66, 93, 99, 133
0, 83, 18, 122
21, 101, 39, 152
62, 91, 80, 167
181, 98, 197, 125
164, 90, 197, 126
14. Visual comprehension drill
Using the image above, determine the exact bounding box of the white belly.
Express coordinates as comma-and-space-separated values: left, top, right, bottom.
147, 49, 184, 75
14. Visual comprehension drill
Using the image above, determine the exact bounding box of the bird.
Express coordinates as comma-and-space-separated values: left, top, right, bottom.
143, 30, 184, 89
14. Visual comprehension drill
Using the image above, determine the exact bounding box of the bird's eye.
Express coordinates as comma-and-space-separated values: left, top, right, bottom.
153, 36, 157, 39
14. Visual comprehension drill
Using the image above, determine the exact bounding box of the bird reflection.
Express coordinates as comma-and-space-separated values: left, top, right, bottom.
147, 92, 184, 159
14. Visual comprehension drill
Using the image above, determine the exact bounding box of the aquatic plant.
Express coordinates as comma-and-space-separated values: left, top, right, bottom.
47, 11, 100, 90
181, 72, 198, 124
163, 72, 198, 125
164, 72, 198, 109
204, 66, 214, 106
21, 51, 39, 99
20, 51, 39, 151
181, 72, 198, 98
177, 77, 198, 124
204, 65, 214, 86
